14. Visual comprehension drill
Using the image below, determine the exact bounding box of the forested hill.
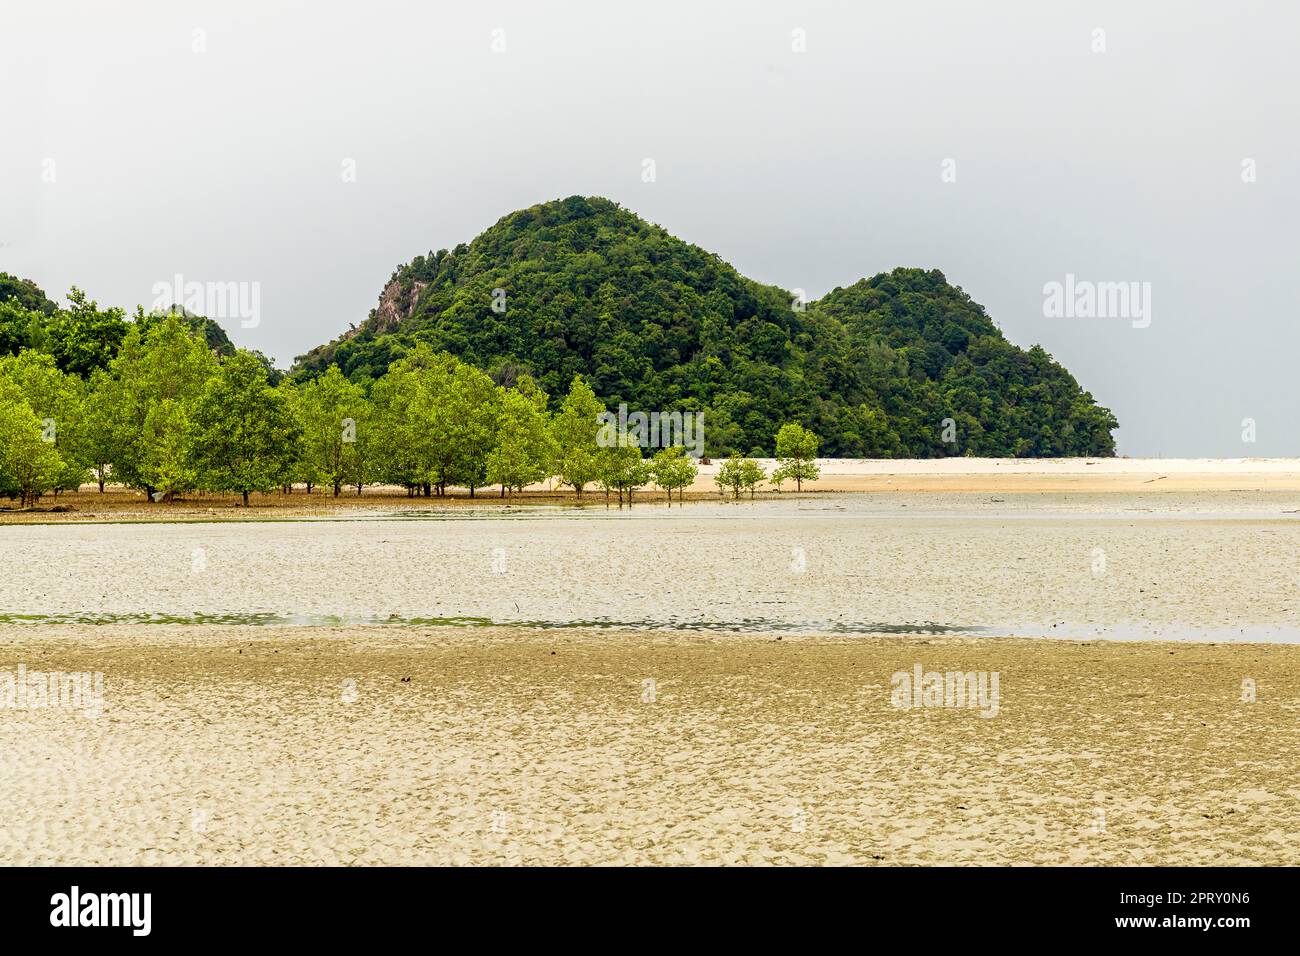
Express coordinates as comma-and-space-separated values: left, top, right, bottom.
290, 195, 1114, 457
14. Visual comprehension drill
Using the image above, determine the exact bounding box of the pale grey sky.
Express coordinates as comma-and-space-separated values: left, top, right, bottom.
2, 1, 1296, 456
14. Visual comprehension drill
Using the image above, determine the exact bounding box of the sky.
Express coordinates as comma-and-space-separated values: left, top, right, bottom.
2, 0, 1296, 457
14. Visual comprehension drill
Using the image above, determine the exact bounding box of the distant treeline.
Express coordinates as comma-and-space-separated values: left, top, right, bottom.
0, 294, 820, 506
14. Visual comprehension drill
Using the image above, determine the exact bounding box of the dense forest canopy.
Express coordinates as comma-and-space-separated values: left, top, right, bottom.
293, 196, 1117, 457
1, 197, 1117, 464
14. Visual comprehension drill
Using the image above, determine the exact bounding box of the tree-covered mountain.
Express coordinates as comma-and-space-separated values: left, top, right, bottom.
293, 196, 1116, 457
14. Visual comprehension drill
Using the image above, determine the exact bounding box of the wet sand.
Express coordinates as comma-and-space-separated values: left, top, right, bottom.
5, 471, 1298, 866
4, 496, 1298, 640
1, 624, 1296, 866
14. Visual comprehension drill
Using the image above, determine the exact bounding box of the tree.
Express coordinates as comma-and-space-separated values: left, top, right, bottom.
702, 404, 745, 460
649, 445, 698, 505
80, 369, 119, 492
0, 388, 64, 507
771, 423, 820, 491
0, 273, 57, 315
291, 366, 370, 496
370, 347, 447, 494
186, 351, 302, 505
46, 288, 128, 376
0, 300, 49, 357
140, 399, 196, 501
487, 377, 556, 502
441, 361, 500, 497
739, 456, 767, 499
595, 436, 650, 506
0, 350, 88, 492
107, 313, 218, 500
553, 375, 603, 498
715, 454, 746, 500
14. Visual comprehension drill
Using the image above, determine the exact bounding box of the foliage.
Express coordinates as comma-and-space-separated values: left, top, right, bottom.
0, 350, 88, 491
0, 273, 58, 315
106, 313, 220, 497
771, 422, 821, 491
293, 196, 1117, 458
552, 374, 603, 497
289, 366, 370, 495
186, 351, 301, 505
595, 435, 651, 505
715, 453, 766, 500
0, 382, 64, 505
486, 375, 556, 500
649, 445, 698, 504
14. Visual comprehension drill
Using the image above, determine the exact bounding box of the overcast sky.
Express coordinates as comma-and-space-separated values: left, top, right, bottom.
2, 1, 1296, 456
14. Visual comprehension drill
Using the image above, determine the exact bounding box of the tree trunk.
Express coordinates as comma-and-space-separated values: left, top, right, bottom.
356, 483, 363, 496
98, 477, 105, 493
333, 482, 341, 497
242, 490, 250, 506
500, 485, 506, 498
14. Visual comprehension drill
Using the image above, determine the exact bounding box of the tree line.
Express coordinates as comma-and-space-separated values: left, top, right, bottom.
0, 312, 821, 507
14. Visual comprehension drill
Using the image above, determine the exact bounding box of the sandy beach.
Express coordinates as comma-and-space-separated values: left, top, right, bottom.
4, 461, 1299, 866
5, 457, 1300, 522
2, 624, 1297, 866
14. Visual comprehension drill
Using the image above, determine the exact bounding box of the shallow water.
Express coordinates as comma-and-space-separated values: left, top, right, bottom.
5, 495, 1299, 641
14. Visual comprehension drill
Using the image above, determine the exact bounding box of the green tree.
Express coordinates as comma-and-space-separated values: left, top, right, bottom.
0, 388, 64, 506
80, 369, 119, 492
487, 376, 556, 502
0, 300, 49, 357
370, 347, 447, 494
441, 361, 501, 497
46, 288, 128, 376
186, 351, 302, 505
771, 423, 821, 491
715, 454, 746, 500
0, 273, 58, 316
108, 313, 219, 500
649, 445, 698, 505
291, 366, 371, 496
738, 456, 767, 499
553, 374, 602, 498
141, 399, 196, 501
0, 350, 88, 492
595, 436, 650, 506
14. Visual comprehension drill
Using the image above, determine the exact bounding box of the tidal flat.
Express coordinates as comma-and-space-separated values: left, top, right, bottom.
1, 626, 1297, 865
3, 486, 1299, 864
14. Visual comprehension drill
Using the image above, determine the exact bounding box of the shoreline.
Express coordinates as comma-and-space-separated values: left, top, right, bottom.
2, 624, 1296, 865
6, 457, 1300, 523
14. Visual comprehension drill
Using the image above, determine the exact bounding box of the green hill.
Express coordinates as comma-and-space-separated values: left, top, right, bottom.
290, 195, 1115, 457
